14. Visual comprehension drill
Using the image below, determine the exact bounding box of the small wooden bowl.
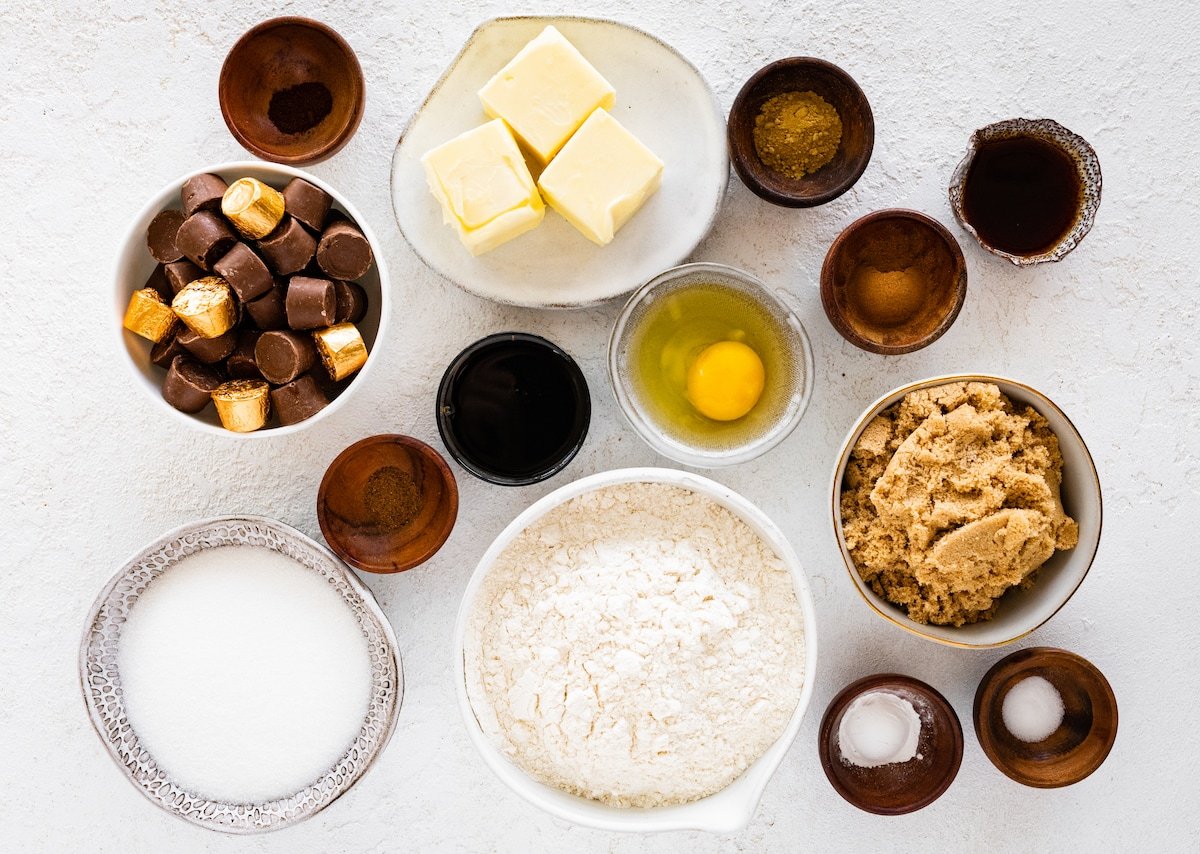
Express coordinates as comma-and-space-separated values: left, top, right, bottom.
219, 17, 365, 165
821, 209, 967, 354
728, 57, 874, 207
318, 435, 458, 573
818, 674, 963, 815
974, 646, 1118, 787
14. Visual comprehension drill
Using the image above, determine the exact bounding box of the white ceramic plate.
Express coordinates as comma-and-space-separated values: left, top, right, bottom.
79, 516, 402, 834
391, 16, 729, 309
454, 468, 818, 833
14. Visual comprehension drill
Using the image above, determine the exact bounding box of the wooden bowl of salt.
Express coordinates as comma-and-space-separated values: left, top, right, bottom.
318, 434, 458, 573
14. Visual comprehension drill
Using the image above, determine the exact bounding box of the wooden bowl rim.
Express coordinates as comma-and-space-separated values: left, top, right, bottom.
727, 56, 875, 208
317, 433, 459, 573
218, 16, 366, 166
819, 207, 968, 355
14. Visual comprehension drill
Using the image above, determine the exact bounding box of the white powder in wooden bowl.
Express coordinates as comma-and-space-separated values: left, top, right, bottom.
465, 482, 807, 807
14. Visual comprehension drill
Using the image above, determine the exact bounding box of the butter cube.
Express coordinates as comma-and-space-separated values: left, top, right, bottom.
537, 109, 664, 246
478, 25, 616, 167
421, 119, 545, 255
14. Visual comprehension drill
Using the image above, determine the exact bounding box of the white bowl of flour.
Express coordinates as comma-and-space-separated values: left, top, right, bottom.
455, 468, 818, 832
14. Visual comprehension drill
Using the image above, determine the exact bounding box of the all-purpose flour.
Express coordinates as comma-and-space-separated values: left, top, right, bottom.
466, 482, 807, 807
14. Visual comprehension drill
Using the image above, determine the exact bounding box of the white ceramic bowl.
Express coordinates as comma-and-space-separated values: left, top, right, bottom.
830, 374, 1102, 648
453, 467, 818, 833
113, 161, 390, 437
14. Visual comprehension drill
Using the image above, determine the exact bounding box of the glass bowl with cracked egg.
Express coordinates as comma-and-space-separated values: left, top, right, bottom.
453, 467, 818, 833
831, 374, 1102, 648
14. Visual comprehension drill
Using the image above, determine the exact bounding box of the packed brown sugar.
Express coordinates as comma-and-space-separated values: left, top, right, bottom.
840, 381, 1078, 626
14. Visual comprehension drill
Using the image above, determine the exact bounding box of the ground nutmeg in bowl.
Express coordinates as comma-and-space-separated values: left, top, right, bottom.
841, 382, 1078, 626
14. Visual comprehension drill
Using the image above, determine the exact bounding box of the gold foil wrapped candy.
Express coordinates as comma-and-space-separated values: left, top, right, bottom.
313, 323, 368, 381
222, 177, 286, 239
123, 288, 177, 342
172, 276, 238, 339
212, 379, 270, 432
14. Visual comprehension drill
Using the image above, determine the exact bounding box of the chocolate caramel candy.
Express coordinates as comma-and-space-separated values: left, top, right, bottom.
255, 330, 317, 384
245, 283, 287, 330
144, 265, 173, 302
176, 211, 237, 270
146, 209, 186, 264
214, 242, 274, 302
222, 178, 285, 239
123, 288, 177, 342
225, 329, 263, 379
282, 178, 332, 231
270, 374, 329, 426
212, 379, 270, 432
334, 280, 368, 323
259, 216, 317, 275
316, 220, 372, 280
179, 326, 237, 363
150, 329, 188, 368
172, 276, 237, 339
285, 276, 336, 329
313, 322, 367, 381
181, 173, 228, 216
164, 260, 204, 294
162, 355, 222, 414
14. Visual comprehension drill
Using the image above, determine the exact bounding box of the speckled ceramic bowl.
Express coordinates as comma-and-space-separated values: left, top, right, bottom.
948, 118, 1101, 265
454, 468, 818, 833
830, 374, 1102, 648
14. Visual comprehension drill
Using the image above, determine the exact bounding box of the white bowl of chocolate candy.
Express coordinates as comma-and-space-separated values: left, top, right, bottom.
114, 161, 389, 436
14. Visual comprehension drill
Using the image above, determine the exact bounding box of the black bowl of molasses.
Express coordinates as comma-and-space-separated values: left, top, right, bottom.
949, 118, 1101, 266
437, 333, 591, 486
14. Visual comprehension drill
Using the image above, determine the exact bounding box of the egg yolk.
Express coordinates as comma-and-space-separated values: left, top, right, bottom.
685, 340, 765, 421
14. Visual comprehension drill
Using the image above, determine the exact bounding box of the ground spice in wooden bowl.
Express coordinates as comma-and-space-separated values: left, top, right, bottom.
752, 91, 842, 180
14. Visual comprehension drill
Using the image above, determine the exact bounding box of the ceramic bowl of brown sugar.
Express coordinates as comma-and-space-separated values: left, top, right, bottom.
220, 17, 365, 165
821, 209, 967, 355
728, 57, 874, 207
318, 435, 459, 573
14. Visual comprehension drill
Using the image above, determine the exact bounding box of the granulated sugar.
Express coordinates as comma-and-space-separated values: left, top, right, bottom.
117, 545, 372, 803
466, 482, 807, 808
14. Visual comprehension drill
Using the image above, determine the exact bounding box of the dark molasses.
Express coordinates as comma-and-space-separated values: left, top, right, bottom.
962, 135, 1082, 257
437, 333, 590, 485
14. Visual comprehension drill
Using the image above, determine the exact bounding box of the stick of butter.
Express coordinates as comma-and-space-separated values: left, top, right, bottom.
421, 119, 545, 256
537, 109, 664, 246
478, 25, 616, 168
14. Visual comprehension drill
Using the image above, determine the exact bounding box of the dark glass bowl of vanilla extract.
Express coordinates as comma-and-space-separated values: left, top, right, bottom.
949, 118, 1101, 265
436, 333, 591, 486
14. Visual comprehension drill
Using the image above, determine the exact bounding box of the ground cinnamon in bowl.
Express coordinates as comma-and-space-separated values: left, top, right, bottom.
364, 466, 422, 532
821, 209, 967, 355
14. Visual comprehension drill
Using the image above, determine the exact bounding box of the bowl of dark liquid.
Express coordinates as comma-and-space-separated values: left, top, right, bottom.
437, 333, 591, 486
949, 118, 1101, 266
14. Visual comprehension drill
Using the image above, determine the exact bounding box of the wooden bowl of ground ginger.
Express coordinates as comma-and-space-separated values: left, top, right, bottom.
728, 57, 874, 207
830, 376, 1102, 648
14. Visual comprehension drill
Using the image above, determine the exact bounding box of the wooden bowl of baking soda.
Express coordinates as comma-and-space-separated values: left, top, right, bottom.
818, 673, 963, 815
974, 646, 1118, 787
318, 435, 459, 573
220, 17, 365, 165
821, 209, 967, 355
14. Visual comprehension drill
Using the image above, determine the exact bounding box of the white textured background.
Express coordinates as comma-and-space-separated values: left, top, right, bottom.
3, 0, 1198, 850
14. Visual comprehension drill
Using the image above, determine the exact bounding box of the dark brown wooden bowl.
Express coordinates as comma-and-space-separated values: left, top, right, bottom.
318, 435, 458, 573
219, 17, 365, 165
728, 57, 874, 207
820, 209, 967, 354
818, 674, 963, 815
974, 646, 1118, 787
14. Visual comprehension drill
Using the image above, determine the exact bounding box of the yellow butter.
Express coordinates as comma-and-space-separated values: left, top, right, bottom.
421, 119, 545, 255
537, 109, 664, 246
478, 25, 616, 167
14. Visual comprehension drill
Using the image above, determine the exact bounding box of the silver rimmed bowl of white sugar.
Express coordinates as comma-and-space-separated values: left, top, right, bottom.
454, 467, 817, 833
79, 516, 402, 834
